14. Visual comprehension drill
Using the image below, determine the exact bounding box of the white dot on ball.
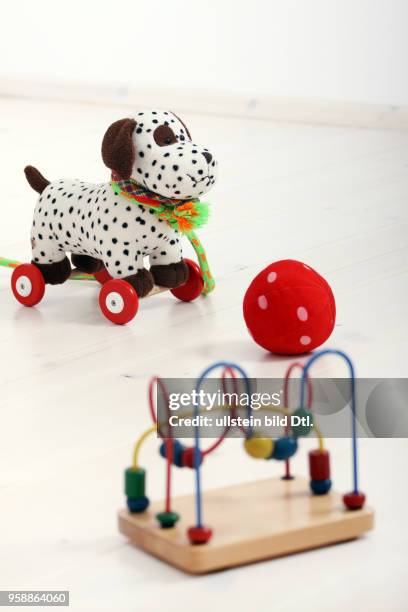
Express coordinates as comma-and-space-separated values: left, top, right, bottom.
300, 335, 311, 345
267, 271, 277, 283
258, 295, 268, 310
297, 306, 308, 321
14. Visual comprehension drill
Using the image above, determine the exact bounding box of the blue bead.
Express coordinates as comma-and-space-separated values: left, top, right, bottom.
271, 437, 298, 460
310, 479, 332, 495
127, 495, 149, 513
159, 439, 185, 467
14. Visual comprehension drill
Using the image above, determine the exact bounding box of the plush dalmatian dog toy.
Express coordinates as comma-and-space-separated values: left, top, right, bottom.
25, 110, 217, 297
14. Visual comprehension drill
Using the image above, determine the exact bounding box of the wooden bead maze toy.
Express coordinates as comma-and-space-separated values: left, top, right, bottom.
119, 350, 373, 574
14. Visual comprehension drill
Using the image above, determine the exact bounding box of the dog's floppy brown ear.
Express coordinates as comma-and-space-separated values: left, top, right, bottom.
102, 118, 136, 179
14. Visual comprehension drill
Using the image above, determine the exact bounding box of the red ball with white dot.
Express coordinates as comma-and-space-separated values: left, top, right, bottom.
243, 260, 336, 355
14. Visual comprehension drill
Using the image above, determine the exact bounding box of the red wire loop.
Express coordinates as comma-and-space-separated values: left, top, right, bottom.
147, 366, 254, 509
148, 376, 173, 512
148, 376, 170, 430
201, 366, 241, 457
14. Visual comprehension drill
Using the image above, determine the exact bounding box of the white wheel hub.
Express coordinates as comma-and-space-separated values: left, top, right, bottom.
106, 291, 124, 314
16, 275, 32, 297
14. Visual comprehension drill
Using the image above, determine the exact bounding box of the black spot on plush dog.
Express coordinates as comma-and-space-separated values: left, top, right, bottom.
25, 110, 217, 296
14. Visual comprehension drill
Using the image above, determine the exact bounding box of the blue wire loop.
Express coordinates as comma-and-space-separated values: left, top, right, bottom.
193, 361, 251, 527
299, 349, 359, 494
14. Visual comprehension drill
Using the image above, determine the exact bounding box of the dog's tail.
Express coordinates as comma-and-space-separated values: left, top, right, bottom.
24, 165, 50, 194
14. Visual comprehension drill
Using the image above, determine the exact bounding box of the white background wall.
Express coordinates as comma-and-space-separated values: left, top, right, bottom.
1, 0, 407, 106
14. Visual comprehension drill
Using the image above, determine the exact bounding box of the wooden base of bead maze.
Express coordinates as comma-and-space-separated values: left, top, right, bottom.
118, 476, 374, 574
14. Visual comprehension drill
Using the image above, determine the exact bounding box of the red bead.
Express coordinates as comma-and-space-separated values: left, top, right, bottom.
11, 263, 45, 307
99, 279, 139, 325
171, 259, 204, 302
243, 259, 336, 355
181, 447, 203, 468
187, 525, 213, 544
309, 449, 330, 480
93, 267, 112, 285
343, 491, 366, 510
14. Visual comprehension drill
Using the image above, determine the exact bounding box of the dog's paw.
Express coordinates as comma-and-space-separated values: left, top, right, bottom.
125, 268, 154, 297
71, 254, 104, 274
150, 260, 189, 288
33, 256, 71, 285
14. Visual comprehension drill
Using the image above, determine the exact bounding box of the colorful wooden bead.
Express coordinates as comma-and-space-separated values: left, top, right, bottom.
159, 440, 185, 467
310, 479, 332, 495
309, 449, 330, 480
187, 525, 213, 544
271, 437, 298, 460
181, 446, 203, 468
244, 436, 274, 459
343, 491, 366, 510
127, 496, 149, 513
125, 467, 146, 499
156, 511, 180, 529
291, 407, 314, 437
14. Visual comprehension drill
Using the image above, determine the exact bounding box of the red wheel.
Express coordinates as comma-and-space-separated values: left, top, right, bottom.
11, 263, 45, 307
99, 279, 139, 325
171, 259, 204, 302
93, 267, 112, 285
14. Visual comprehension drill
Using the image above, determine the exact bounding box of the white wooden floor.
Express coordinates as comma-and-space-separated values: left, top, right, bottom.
0, 97, 407, 610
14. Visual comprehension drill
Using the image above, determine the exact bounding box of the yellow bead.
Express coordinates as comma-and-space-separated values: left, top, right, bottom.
244, 436, 274, 459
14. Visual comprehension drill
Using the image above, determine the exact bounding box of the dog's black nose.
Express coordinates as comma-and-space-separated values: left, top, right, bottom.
202, 151, 212, 164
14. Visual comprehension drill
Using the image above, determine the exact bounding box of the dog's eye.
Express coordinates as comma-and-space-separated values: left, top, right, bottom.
153, 125, 177, 147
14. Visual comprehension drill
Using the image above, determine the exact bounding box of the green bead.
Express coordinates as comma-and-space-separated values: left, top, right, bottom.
125, 467, 146, 498
291, 407, 314, 437
156, 511, 180, 529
